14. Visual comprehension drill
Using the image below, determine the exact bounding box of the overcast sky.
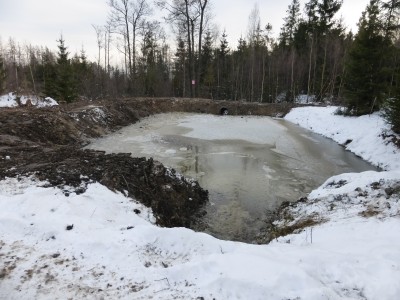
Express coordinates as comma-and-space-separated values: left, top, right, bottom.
0, 0, 370, 64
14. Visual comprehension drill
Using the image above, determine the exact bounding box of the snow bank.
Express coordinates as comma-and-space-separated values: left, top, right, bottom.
1, 175, 399, 299
0, 93, 58, 108
0, 93, 18, 107
271, 170, 400, 300
285, 106, 400, 170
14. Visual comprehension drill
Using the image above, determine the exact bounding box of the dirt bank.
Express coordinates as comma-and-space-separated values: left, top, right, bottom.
0, 98, 295, 228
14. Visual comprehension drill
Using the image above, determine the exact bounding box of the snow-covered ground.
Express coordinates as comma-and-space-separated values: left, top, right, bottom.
0, 93, 58, 108
285, 106, 400, 170
1, 106, 400, 299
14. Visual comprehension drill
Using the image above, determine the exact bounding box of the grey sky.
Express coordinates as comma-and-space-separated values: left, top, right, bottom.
0, 0, 370, 64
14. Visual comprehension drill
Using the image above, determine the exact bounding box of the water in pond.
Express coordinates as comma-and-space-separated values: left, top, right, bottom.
86, 113, 377, 242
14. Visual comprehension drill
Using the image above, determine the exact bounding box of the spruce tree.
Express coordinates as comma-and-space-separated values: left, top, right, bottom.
317, 0, 343, 33
55, 36, 77, 103
173, 38, 186, 97
344, 0, 387, 115
42, 48, 58, 99
383, 96, 400, 133
216, 31, 230, 99
200, 31, 214, 96
279, 0, 301, 48
381, 0, 400, 133
381, 0, 400, 39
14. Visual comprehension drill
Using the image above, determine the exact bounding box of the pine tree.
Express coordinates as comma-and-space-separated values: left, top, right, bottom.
344, 0, 387, 115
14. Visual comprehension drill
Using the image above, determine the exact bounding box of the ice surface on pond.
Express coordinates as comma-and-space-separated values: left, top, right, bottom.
87, 113, 377, 242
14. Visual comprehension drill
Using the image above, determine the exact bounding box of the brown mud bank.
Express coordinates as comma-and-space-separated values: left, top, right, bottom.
0, 98, 295, 228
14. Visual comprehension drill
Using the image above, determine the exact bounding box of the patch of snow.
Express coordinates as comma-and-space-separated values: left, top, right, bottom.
295, 94, 316, 104
87, 107, 107, 123
0, 92, 18, 107
285, 106, 400, 170
0, 92, 59, 108
41, 97, 58, 107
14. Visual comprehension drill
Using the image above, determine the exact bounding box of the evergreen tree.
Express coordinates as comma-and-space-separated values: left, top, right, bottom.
317, 0, 343, 33
344, 0, 387, 115
42, 48, 58, 99
200, 31, 214, 97
383, 96, 400, 133
71, 49, 90, 98
216, 31, 231, 99
381, 0, 400, 39
279, 0, 301, 48
173, 38, 187, 97
279, 0, 301, 101
305, 0, 319, 26
55, 36, 77, 102
382, 0, 400, 133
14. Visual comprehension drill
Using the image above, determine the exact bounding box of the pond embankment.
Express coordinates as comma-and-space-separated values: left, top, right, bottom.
0, 98, 295, 228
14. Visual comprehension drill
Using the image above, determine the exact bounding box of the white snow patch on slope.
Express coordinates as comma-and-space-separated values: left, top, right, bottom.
0, 93, 58, 108
285, 106, 400, 170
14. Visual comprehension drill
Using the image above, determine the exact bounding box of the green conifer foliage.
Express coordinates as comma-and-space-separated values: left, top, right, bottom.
381, 0, 400, 133
42, 49, 58, 98
55, 36, 77, 103
383, 96, 400, 133
344, 0, 387, 115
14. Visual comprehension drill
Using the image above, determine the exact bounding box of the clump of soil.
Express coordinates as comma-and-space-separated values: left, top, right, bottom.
380, 131, 400, 149
1, 146, 208, 228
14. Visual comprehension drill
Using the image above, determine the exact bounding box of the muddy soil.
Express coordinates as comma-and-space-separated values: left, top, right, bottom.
0, 98, 294, 228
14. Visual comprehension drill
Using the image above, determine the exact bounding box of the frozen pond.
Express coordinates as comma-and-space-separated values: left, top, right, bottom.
86, 113, 377, 242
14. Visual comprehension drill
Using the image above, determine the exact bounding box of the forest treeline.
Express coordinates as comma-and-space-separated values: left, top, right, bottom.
0, 0, 399, 131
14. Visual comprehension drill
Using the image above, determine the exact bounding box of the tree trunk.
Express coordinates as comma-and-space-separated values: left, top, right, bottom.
196, 0, 208, 98
184, 0, 194, 98
307, 34, 314, 103
320, 37, 328, 99
291, 47, 295, 102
